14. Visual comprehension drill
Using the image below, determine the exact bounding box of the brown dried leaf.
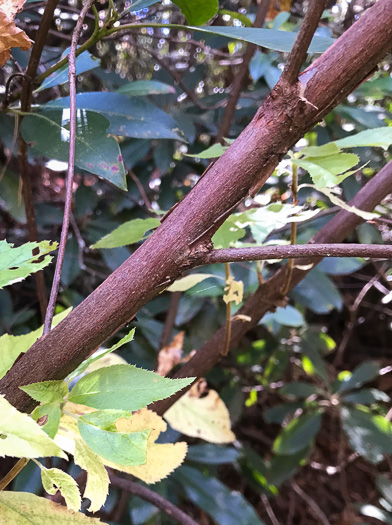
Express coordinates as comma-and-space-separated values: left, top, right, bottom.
0, 0, 32, 66
266, 0, 292, 21
156, 331, 184, 376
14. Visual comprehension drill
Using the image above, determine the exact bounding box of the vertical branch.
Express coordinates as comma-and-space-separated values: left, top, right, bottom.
216, 0, 270, 142
43, 0, 96, 335
280, 0, 328, 86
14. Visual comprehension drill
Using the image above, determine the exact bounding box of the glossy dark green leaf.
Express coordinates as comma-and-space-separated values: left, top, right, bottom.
187, 444, 240, 464
300, 342, 329, 384
268, 448, 309, 487
174, 466, 265, 525
173, 0, 219, 25
279, 382, 319, 399
317, 257, 365, 275
192, 26, 334, 53
342, 388, 390, 405
21, 109, 126, 189
377, 475, 392, 506
338, 362, 380, 393
341, 407, 392, 464
260, 305, 305, 328
273, 412, 323, 455
36, 50, 100, 92
263, 402, 304, 425
291, 267, 342, 314
45, 93, 185, 140
117, 80, 175, 96
69, 364, 194, 410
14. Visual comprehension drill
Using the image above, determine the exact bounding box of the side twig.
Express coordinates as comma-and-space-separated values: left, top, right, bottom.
109, 474, 199, 525
43, 0, 96, 335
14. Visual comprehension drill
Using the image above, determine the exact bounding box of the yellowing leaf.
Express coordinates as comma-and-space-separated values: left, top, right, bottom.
164, 389, 236, 444
223, 276, 244, 306
168, 273, 219, 292
0, 395, 66, 459
74, 438, 109, 513
0, 492, 103, 523
41, 467, 81, 512
0, 0, 32, 66
157, 332, 184, 376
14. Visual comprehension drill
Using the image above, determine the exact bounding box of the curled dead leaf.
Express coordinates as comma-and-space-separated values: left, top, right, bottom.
157, 331, 184, 376
0, 0, 32, 66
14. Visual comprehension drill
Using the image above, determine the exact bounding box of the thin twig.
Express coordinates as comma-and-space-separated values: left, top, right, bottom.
129, 170, 153, 211
222, 263, 232, 356
0, 458, 29, 491
261, 493, 281, 525
291, 482, 330, 525
203, 244, 392, 265
43, 0, 96, 335
280, 163, 298, 296
280, 0, 328, 86
216, 0, 270, 142
109, 474, 199, 525
159, 291, 181, 349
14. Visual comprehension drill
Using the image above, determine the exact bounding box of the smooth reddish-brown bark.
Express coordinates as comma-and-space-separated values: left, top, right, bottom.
1, 0, 392, 412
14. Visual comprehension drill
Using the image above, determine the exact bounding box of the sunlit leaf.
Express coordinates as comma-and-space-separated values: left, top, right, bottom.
90, 218, 160, 249
334, 126, 392, 150
31, 403, 62, 439
117, 80, 175, 96
173, 0, 219, 25
20, 380, 68, 404
273, 412, 323, 455
41, 467, 81, 512
168, 273, 220, 292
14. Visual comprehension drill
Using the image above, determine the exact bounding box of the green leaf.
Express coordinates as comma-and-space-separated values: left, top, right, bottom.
334, 126, 392, 150
186, 142, 230, 159
35, 50, 100, 92
261, 305, 305, 328
300, 337, 330, 384
218, 9, 252, 27
300, 143, 341, 157
338, 362, 380, 393
294, 152, 359, 188
41, 467, 81, 512
31, 404, 62, 439
173, 0, 219, 25
68, 364, 194, 410
90, 218, 160, 249
212, 213, 249, 248
74, 438, 109, 513
0, 169, 26, 223
186, 444, 240, 465
21, 110, 127, 190
120, 0, 160, 17
0, 492, 103, 524
292, 267, 342, 316
191, 26, 334, 53
20, 380, 68, 404
273, 412, 323, 455
168, 273, 220, 292
263, 402, 304, 425
0, 308, 71, 380
0, 395, 66, 459
78, 416, 150, 466
117, 80, 175, 96
358, 503, 392, 524
279, 382, 319, 399
67, 327, 135, 381
377, 475, 392, 506
342, 388, 390, 405
341, 407, 392, 464
174, 466, 265, 525
0, 239, 57, 290
45, 93, 185, 140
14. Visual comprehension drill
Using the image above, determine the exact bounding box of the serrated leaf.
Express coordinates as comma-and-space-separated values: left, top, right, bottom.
168, 273, 220, 292
173, 0, 218, 25
45, 93, 185, 140
165, 389, 235, 444
67, 328, 135, 381
0, 239, 57, 290
21, 110, 126, 189
294, 152, 359, 188
31, 403, 62, 439
0, 492, 103, 523
190, 26, 334, 53
334, 126, 392, 150
338, 362, 380, 393
69, 364, 194, 411
78, 416, 150, 466
74, 438, 109, 513
41, 467, 81, 512
341, 407, 392, 464
0, 308, 71, 380
117, 80, 175, 96
90, 218, 160, 249
20, 380, 68, 404
0, 395, 66, 459
300, 143, 341, 157
273, 412, 322, 455
36, 50, 100, 92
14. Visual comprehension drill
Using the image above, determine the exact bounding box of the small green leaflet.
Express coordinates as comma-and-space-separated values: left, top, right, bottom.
337, 361, 380, 393
67, 327, 135, 381
21, 110, 126, 189
334, 126, 392, 150
273, 411, 323, 455
35, 50, 100, 93
299, 184, 377, 220
173, 0, 219, 25
0, 308, 71, 381
294, 153, 360, 188
31, 403, 62, 439
0, 395, 66, 459
68, 364, 194, 411
78, 414, 150, 466
117, 80, 175, 96
74, 438, 109, 513
0, 239, 57, 290
186, 142, 232, 159
41, 467, 81, 512
90, 218, 160, 249
0, 492, 103, 523
20, 380, 68, 404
